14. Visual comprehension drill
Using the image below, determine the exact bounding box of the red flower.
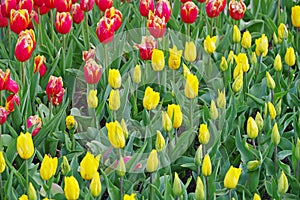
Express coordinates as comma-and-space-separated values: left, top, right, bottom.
10, 9, 30, 34
80, 0, 94, 12
140, 0, 154, 18
96, 16, 115, 44
229, 0, 246, 20
82, 48, 96, 61
71, 3, 84, 24
15, 29, 36, 62
55, 12, 72, 34
34, 3, 50, 15
104, 7, 122, 31
34, 55, 46, 77
55, 0, 72, 12
95, 0, 113, 12
5, 94, 20, 113
1, 0, 17, 18
147, 11, 166, 38
134, 35, 157, 60
0, 69, 19, 93
181, 1, 198, 24
206, 0, 226, 18
27, 10, 39, 29
46, 76, 65, 106
155, 0, 172, 22
198, 0, 206, 2
45, 0, 55, 9
0, 5, 8, 27
18, 0, 33, 13
0, 107, 8, 125
26, 115, 42, 137
180, 0, 190, 3
34, 0, 43, 7
84, 59, 102, 84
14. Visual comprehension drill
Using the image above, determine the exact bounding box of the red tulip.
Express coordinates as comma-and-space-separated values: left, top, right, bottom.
1, 0, 17, 18
45, 0, 55, 9
10, 9, 30, 34
71, 3, 84, 24
95, 0, 113, 12
229, 0, 246, 20
82, 48, 96, 61
0, 107, 8, 125
55, 12, 72, 34
55, 0, 72, 12
34, 3, 50, 15
134, 35, 157, 60
80, 0, 94, 12
5, 94, 20, 113
18, 0, 33, 13
155, 0, 171, 22
34, 0, 43, 7
96, 16, 114, 44
0, 69, 19, 93
84, 59, 102, 84
198, 0, 206, 2
180, 0, 190, 2
0, 5, 8, 27
46, 76, 65, 105
27, 10, 39, 29
104, 7, 122, 31
147, 11, 166, 38
206, 0, 226, 18
15, 29, 36, 62
181, 1, 198, 24
26, 115, 42, 137
34, 55, 46, 77
140, 0, 154, 17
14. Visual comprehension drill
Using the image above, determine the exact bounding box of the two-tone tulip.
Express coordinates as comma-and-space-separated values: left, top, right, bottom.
15, 29, 36, 62
104, 7, 122, 31
80, 0, 94, 12
45, 0, 55, 9
84, 59, 102, 84
95, 0, 113, 12
17, 132, 34, 160
26, 115, 42, 136
0, 69, 19, 93
96, 16, 115, 43
55, 12, 72, 34
143, 86, 160, 110
34, 55, 46, 77
40, 154, 58, 180
140, 0, 154, 17
55, 0, 72, 12
1, 0, 17, 18
147, 11, 166, 38
45, 76, 65, 106
80, 151, 100, 180
0, 107, 8, 125
5, 94, 20, 113
229, 0, 246, 20
10, 9, 30, 34
155, 0, 171, 22
71, 3, 84, 24
181, 1, 198, 24
135, 36, 157, 60
206, 0, 226, 18
18, 0, 33, 13
106, 121, 125, 148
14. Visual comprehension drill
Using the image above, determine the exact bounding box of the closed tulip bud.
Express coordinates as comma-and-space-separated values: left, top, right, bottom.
61, 156, 71, 175
108, 89, 120, 111
204, 35, 217, 54
206, 0, 226, 18
276, 99, 282, 116
106, 121, 125, 149
162, 111, 172, 131
95, 0, 113, 12
173, 172, 182, 196
55, 12, 72, 34
55, 0, 72, 12
273, 32, 279, 45
268, 102, 276, 120
17, 132, 34, 160
198, 124, 210, 144
116, 156, 126, 177
224, 166, 242, 189
123, 194, 136, 200
15, 29, 36, 62
184, 74, 199, 99
250, 52, 257, 65
274, 54, 282, 71
1, 0, 17, 18
147, 11, 166, 38
34, 55, 46, 77
271, 123, 280, 146
278, 171, 288, 194
184, 41, 196, 62
87, 90, 98, 108
291, 5, 300, 28
46, 76, 65, 106
108, 69, 121, 89
183, 63, 191, 79
66, 115, 77, 130
104, 7, 122, 31
71, 3, 84, 24
167, 104, 182, 128
266, 72, 275, 90
84, 59, 102, 84
255, 34, 268, 57
80, 0, 94, 12
295, 139, 300, 160
151, 49, 165, 71
220, 56, 228, 71
233, 25, 241, 43
235, 53, 249, 72
19, 195, 29, 200
229, 0, 246, 20
90, 172, 101, 197
227, 51, 234, 64
255, 112, 264, 131
143, 86, 160, 110
233, 64, 243, 80
194, 145, 203, 166
19, 0, 33, 13
247, 117, 258, 139
0, 151, 6, 173
64, 176, 80, 200
232, 73, 243, 92
253, 193, 261, 200
0, 5, 8, 27
140, 0, 154, 17
10, 9, 30, 34
146, 149, 158, 172
40, 155, 58, 180
278, 23, 288, 42
121, 118, 128, 139
168, 45, 182, 70
155, 130, 165, 152
45, 0, 55, 8
133, 64, 141, 84
80, 151, 100, 180
285, 47, 296, 67
247, 160, 260, 171
202, 154, 212, 176
0, 107, 8, 125
195, 176, 205, 200
28, 182, 37, 200
241, 31, 251, 49
210, 100, 218, 120
217, 90, 226, 109
96, 16, 115, 44
155, 0, 171, 22
180, 1, 198, 24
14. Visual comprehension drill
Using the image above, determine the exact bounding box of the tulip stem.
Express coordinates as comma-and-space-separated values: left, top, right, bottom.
0, 174, 2, 200
38, 8, 43, 45
84, 12, 90, 49
25, 160, 29, 192
296, 160, 300, 180
252, 139, 256, 149
21, 61, 25, 87
256, 55, 262, 77
288, 66, 291, 88
205, 176, 209, 199
119, 177, 123, 200
50, 10, 54, 44
190, 99, 193, 128
271, 89, 274, 103
149, 173, 153, 200
49, 98, 53, 119
277, 0, 280, 23
229, 189, 232, 199
275, 145, 278, 172
187, 23, 191, 40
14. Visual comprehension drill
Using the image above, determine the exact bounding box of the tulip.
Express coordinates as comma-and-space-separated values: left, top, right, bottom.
65, 115, 76, 130
229, 0, 246, 20
27, 115, 42, 137
266, 71, 275, 90
108, 69, 121, 89
277, 23, 288, 43
108, 89, 120, 111
133, 64, 141, 84
224, 166, 242, 189
168, 45, 182, 70
15, 29, 36, 62
220, 56, 228, 71
0, 107, 8, 125
285, 47, 296, 67
34, 55, 46, 77
46, 76, 65, 106
206, 0, 226, 18
28, 182, 37, 200
146, 149, 158, 172
84, 59, 102, 84
5, 94, 20, 113
184, 73, 198, 99
241, 31, 251, 49
140, 0, 154, 17
61, 156, 71, 175
183, 63, 191, 78
64, 176, 80, 200
227, 50, 234, 64
184, 41, 196, 62
202, 154, 212, 176
253, 193, 261, 200
167, 104, 182, 128
121, 118, 128, 139
162, 111, 172, 131
275, 99, 282, 116
255, 34, 268, 57
19, 0, 33, 12
104, 7, 122, 31
55, 12, 72, 34
116, 155, 126, 177
181, 1, 198, 24
204, 35, 217, 54
19, 195, 29, 200
295, 138, 300, 160
255, 112, 263, 131
198, 124, 210, 144
0, 151, 6, 173
35, 3, 50, 15
155, 130, 165, 152
135, 35, 157, 60
40, 154, 58, 180
247, 160, 260, 171
217, 90, 226, 109
246, 117, 258, 139
95, 0, 113, 12
0, 5, 8, 27
233, 25, 241, 43
291, 5, 300, 28
82, 49, 96, 61
1, 0, 17, 18
106, 121, 125, 148
80, 0, 94, 12
268, 102, 276, 120
96, 16, 115, 44
71, 3, 84, 24
143, 86, 160, 110
274, 54, 282, 71
250, 52, 257, 65
234, 53, 249, 72
232, 73, 243, 92
17, 132, 34, 160
195, 176, 205, 200
45, 0, 55, 8
55, 0, 72, 12
194, 145, 203, 166
233, 64, 243, 80
155, 0, 171, 22
90, 172, 101, 197
147, 11, 166, 38
173, 172, 182, 196
124, 194, 136, 200
210, 100, 218, 120
151, 49, 165, 71
80, 151, 100, 180
278, 171, 288, 194
271, 123, 280, 146
87, 90, 98, 108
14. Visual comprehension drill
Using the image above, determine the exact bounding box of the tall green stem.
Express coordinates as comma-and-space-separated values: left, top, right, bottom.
120, 177, 123, 200
275, 145, 278, 172
38, 8, 43, 45
21, 61, 25, 87
49, 98, 53, 120
205, 176, 209, 199
190, 99, 193, 128
50, 10, 54, 44
25, 160, 29, 192
0, 174, 2, 200
84, 12, 90, 49
277, 0, 280, 23
149, 173, 153, 200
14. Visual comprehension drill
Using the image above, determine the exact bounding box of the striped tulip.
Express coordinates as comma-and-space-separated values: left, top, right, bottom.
147, 11, 166, 38
55, 12, 72, 34
96, 16, 115, 44
10, 9, 30, 34
15, 29, 36, 62
95, 0, 113, 12
104, 7, 122, 31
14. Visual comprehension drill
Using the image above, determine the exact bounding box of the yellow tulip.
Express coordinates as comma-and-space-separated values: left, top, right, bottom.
184, 41, 196, 62
64, 176, 80, 200
183, 63, 191, 79
278, 171, 289, 194
274, 54, 282, 71
278, 23, 288, 42
40, 154, 58, 181
66, 115, 77, 130
173, 172, 182, 196
217, 90, 226, 109
273, 32, 279, 44
247, 117, 258, 139
220, 56, 228, 72
291, 5, 300, 28
184, 74, 199, 99
266, 71, 275, 90
28, 182, 37, 200
233, 64, 243, 80
295, 138, 300, 160
108, 69, 122, 89
108, 89, 120, 111
276, 99, 282, 116
106, 121, 125, 149
168, 45, 182, 70
152, 49, 165, 71
162, 111, 172, 132
271, 123, 280, 146
80, 151, 100, 180
241, 31, 251, 49
227, 50, 234, 64
198, 124, 210, 144
116, 156, 126, 177
255, 112, 264, 131
90, 172, 101, 197
234, 53, 249, 72
253, 193, 261, 200
121, 118, 128, 139
202, 154, 212, 176
210, 100, 218, 120
224, 166, 242, 189
250, 52, 257, 65
143, 86, 160, 110
233, 25, 241, 43
17, 132, 34, 160
232, 73, 243, 93
19, 195, 29, 200
155, 130, 165, 152
247, 160, 260, 171
285, 47, 296, 67
268, 102, 276, 120
146, 149, 158, 172
255, 34, 268, 57
61, 156, 71, 175
167, 104, 183, 128
0, 151, 5, 173
195, 176, 205, 200
204, 35, 217, 54
123, 194, 136, 200
87, 90, 98, 108
133, 64, 141, 84
194, 145, 203, 167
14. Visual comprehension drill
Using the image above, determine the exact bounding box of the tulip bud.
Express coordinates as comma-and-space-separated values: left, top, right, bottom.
255, 112, 264, 131
291, 5, 300, 28
55, 0, 72, 12
227, 51, 234, 64
162, 111, 172, 132
274, 54, 282, 71
0, 151, 6, 173
155, 130, 165, 152
184, 41, 196, 62
61, 156, 71, 175
247, 160, 260, 171
195, 176, 205, 200
278, 23, 288, 42
295, 138, 300, 160
108, 89, 120, 111
250, 52, 257, 65
184, 74, 199, 99
232, 73, 243, 92
80, 0, 94, 12
55, 12, 72, 34
167, 104, 183, 129
146, 149, 158, 172
90, 172, 101, 197
106, 121, 125, 149
173, 172, 182, 196
255, 34, 268, 57
194, 145, 203, 166
143, 86, 160, 110
121, 118, 128, 139
271, 123, 280, 146
46, 76, 65, 106
108, 69, 121, 89
10, 9, 30, 34
229, 0, 246, 20
217, 90, 226, 109
275, 99, 282, 116
64, 176, 80, 200
66, 115, 77, 130
15, 29, 36, 62
168, 45, 182, 70
104, 7, 122, 31
198, 124, 210, 144
155, 0, 171, 22
180, 1, 198, 24
206, 0, 226, 18
40, 154, 58, 181
210, 100, 218, 120
34, 55, 46, 77
0, 5, 8, 27
28, 182, 37, 200
96, 16, 115, 44
133, 64, 141, 84
233, 64, 243, 80
204, 35, 217, 54
278, 171, 288, 194
220, 56, 228, 71
224, 166, 242, 189
285, 47, 296, 67
183, 63, 191, 79
241, 31, 251, 49
19, 195, 29, 200
116, 156, 126, 177
1, 0, 17, 18
151, 49, 165, 71
268, 102, 276, 120
83, 59, 102, 84
71, 3, 84, 24
0, 107, 8, 125
140, 0, 154, 17
80, 151, 100, 180
247, 117, 258, 139
266, 71, 275, 90
253, 193, 261, 200
147, 11, 166, 38
17, 132, 34, 160
235, 53, 249, 73
233, 25, 241, 43
5, 94, 20, 113
273, 32, 279, 45
202, 154, 212, 176
87, 90, 98, 108
95, 0, 113, 12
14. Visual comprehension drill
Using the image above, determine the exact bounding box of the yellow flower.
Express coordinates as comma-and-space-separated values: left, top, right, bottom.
273, 32, 279, 45
143, 86, 160, 110
271, 123, 280, 146
220, 56, 228, 71
40, 154, 58, 181
121, 118, 128, 139
133, 64, 141, 84
146, 149, 158, 172
217, 90, 226, 109
278, 171, 289, 194
87, 90, 98, 108
266, 71, 275, 90
66, 115, 76, 130
108, 89, 120, 111
224, 166, 242, 189
184, 41, 196, 62
61, 156, 71, 175
241, 31, 251, 49
17, 132, 34, 160
227, 50, 234, 64
64, 176, 80, 200
255, 34, 268, 57
234, 53, 249, 72
168, 45, 182, 70
232, 73, 243, 93
274, 54, 282, 71
80, 151, 100, 180
124, 194, 136, 200
19, 195, 29, 200
195, 176, 205, 200
204, 35, 217, 54
268, 102, 276, 120
233, 25, 241, 43
173, 172, 182, 196
198, 124, 210, 144
291, 5, 300, 28
253, 193, 261, 200
116, 156, 126, 177
255, 112, 264, 131
90, 172, 101, 197
278, 23, 288, 42
162, 111, 172, 131
233, 64, 243, 80
247, 160, 260, 171
152, 49, 165, 71
106, 121, 125, 149
28, 182, 37, 200
285, 47, 296, 67
183, 63, 191, 79
202, 154, 212, 176
250, 52, 257, 65
108, 69, 122, 89
155, 130, 165, 152
247, 117, 258, 139
0, 151, 5, 173
184, 74, 199, 99
210, 100, 218, 120
167, 104, 183, 128
295, 138, 300, 160
194, 145, 203, 167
